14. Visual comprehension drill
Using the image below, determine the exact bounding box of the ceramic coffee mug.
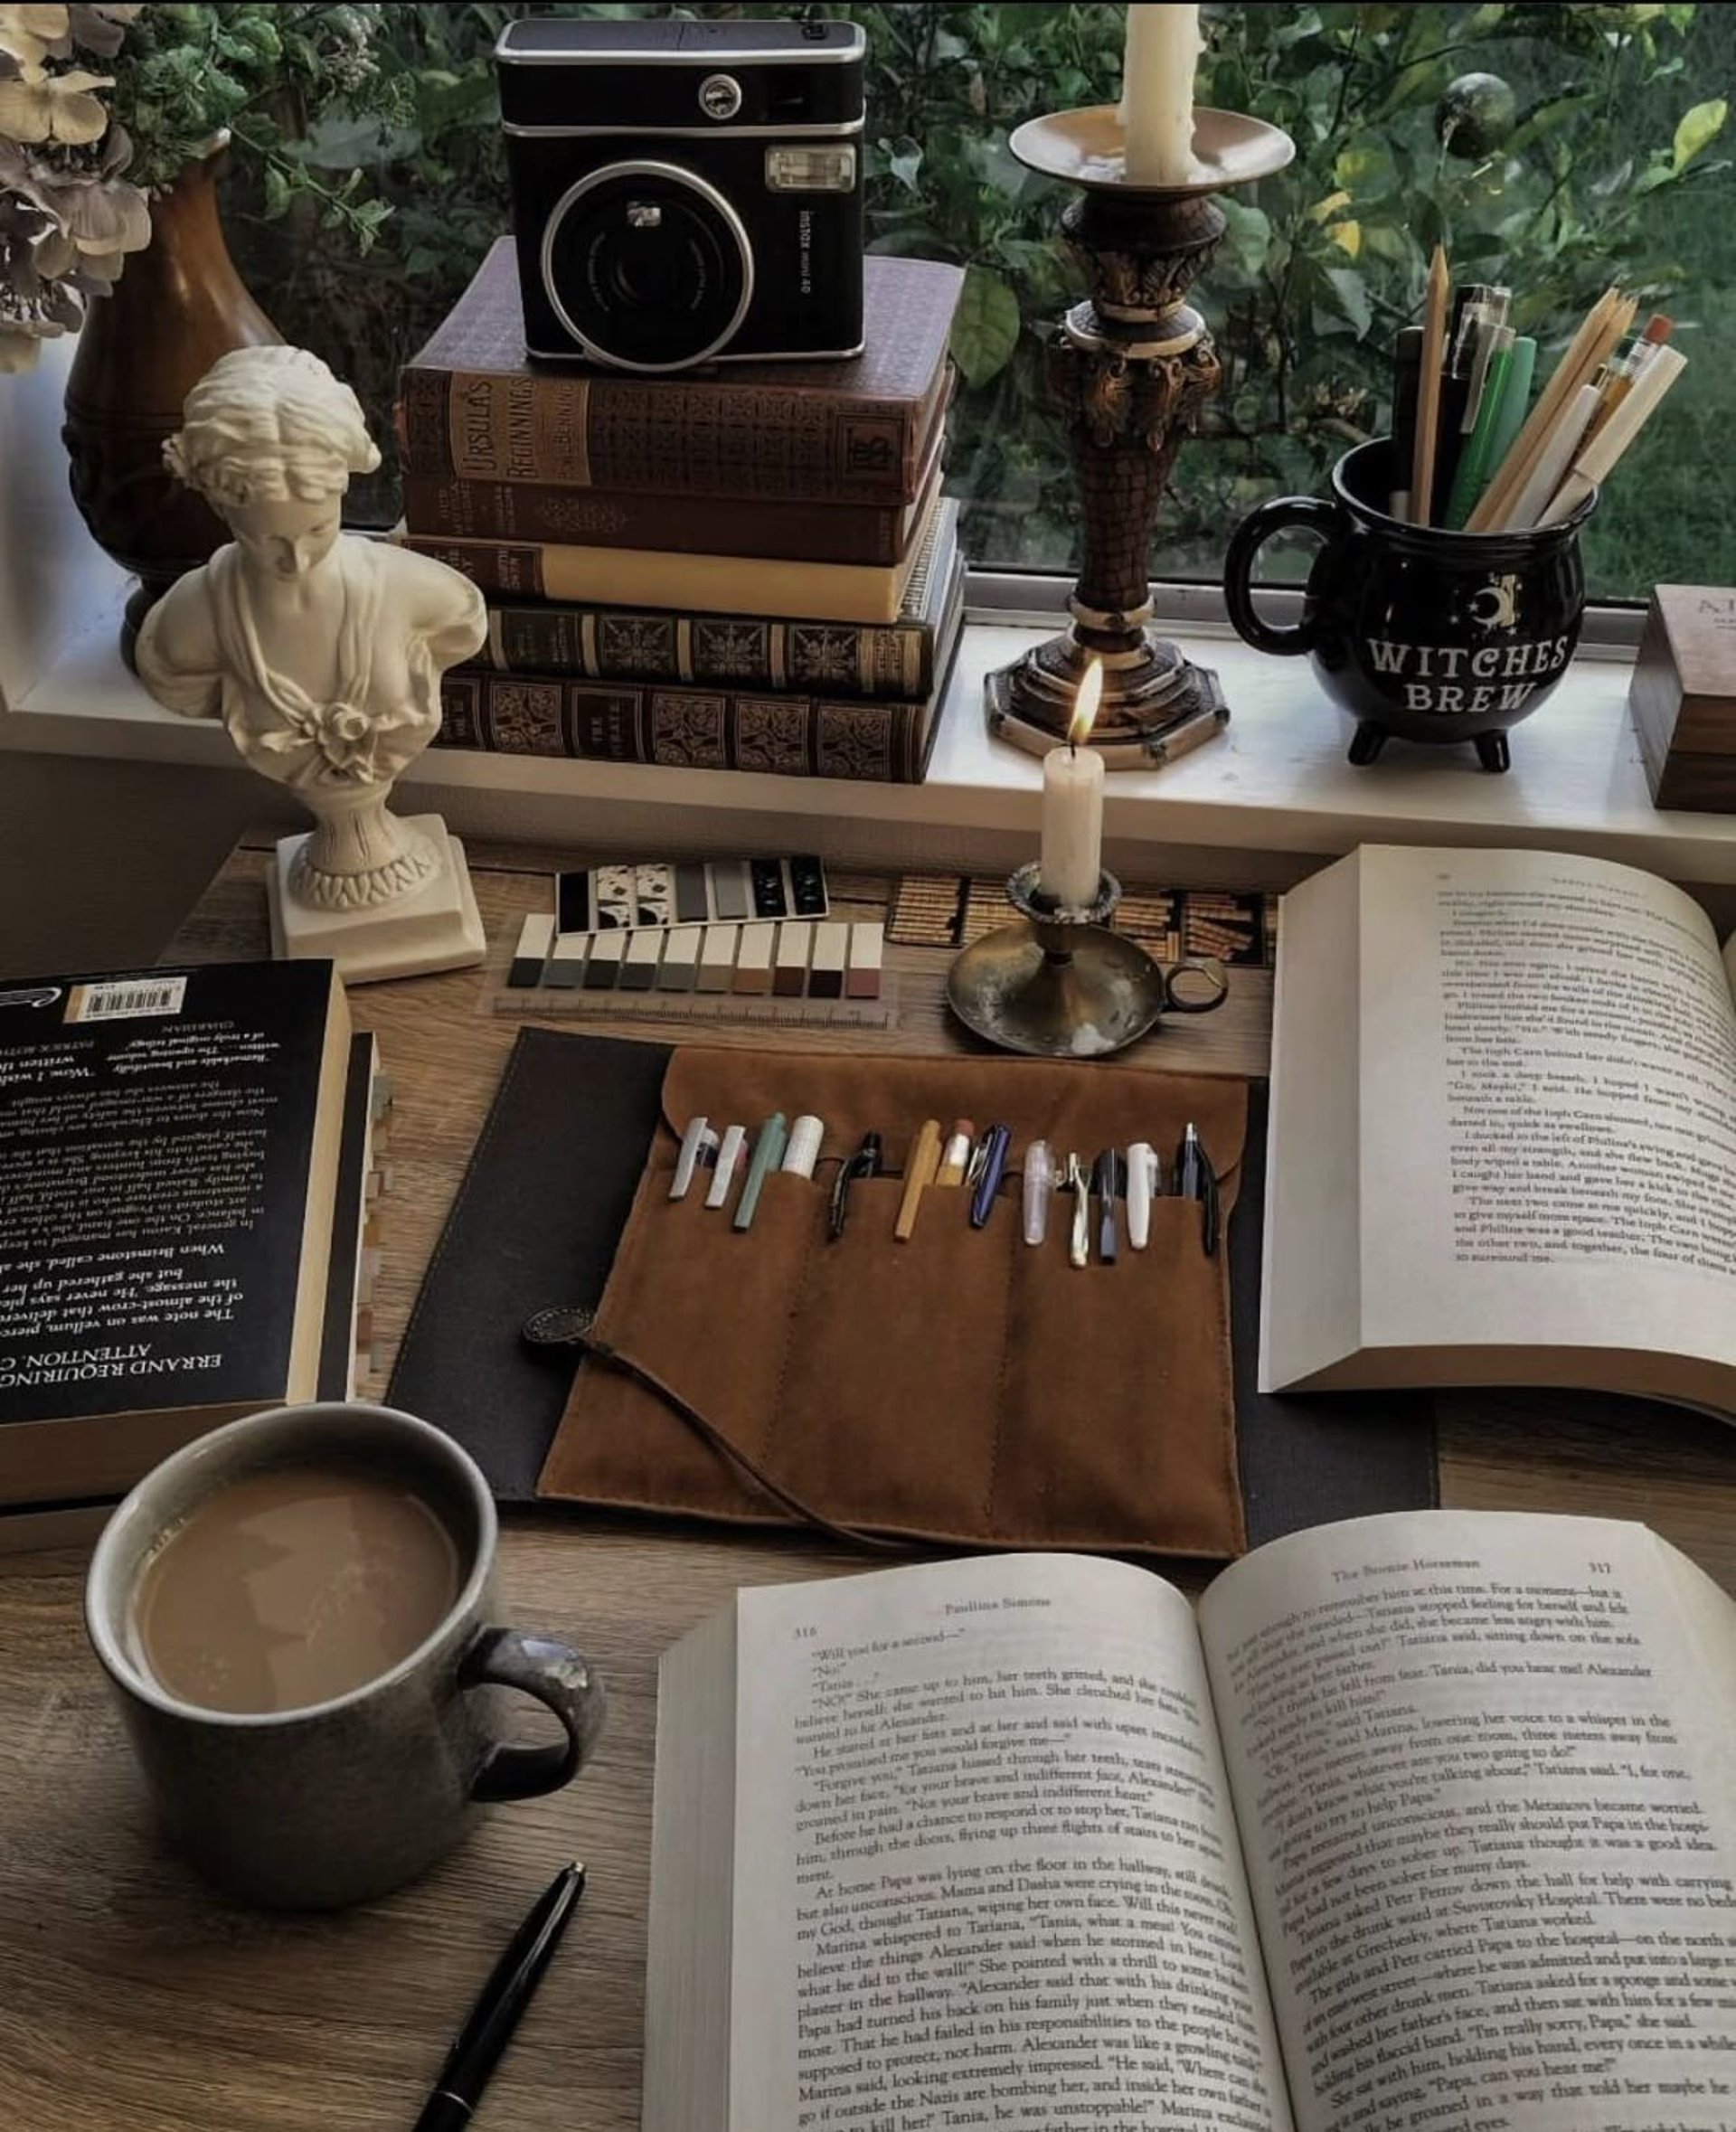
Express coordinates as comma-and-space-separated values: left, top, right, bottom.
85, 1401, 605, 1910
1222, 436, 1596, 770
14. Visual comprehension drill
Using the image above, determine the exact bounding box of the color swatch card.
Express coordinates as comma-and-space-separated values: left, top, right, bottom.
557, 854, 828, 935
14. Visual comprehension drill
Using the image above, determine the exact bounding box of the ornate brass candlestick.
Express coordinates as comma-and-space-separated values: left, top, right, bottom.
946, 863, 1228, 1059
986, 106, 1296, 767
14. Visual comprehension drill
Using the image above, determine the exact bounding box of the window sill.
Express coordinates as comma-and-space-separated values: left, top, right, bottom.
4, 571, 1726, 890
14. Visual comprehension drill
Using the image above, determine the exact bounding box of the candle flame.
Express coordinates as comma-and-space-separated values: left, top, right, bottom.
1068, 660, 1104, 748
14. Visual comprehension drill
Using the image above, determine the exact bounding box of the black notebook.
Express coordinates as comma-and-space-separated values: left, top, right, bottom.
390, 1029, 1439, 1547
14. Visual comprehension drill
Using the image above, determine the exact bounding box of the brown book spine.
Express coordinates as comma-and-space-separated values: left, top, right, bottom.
437, 672, 929, 784
398, 364, 929, 506
402, 475, 907, 567
476, 607, 938, 700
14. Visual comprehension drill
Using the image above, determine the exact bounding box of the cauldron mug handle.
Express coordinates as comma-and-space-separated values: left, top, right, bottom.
1222, 495, 1347, 656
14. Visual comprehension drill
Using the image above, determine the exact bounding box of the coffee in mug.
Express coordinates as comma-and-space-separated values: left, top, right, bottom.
86, 1401, 606, 1910
131, 1463, 464, 1716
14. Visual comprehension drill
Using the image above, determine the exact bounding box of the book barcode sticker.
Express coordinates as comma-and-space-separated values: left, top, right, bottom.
66, 976, 189, 1023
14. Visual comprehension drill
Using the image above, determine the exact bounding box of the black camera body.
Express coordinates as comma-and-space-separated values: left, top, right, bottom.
496, 17, 865, 373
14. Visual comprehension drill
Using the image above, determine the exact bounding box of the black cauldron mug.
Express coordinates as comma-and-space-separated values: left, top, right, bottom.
1222, 437, 1596, 770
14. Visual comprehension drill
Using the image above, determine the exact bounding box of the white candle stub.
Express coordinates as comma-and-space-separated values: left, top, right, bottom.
1039, 661, 1106, 911
1121, 2, 1203, 186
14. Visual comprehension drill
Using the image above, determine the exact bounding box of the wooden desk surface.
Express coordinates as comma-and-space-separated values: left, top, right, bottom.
2, 837, 1732, 2132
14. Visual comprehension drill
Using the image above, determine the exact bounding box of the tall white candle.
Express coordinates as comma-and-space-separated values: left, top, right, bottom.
1039, 662, 1106, 910
1121, 3, 1203, 187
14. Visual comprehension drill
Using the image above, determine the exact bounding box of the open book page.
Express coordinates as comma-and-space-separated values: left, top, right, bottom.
1265, 844, 1736, 1401
1200, 1510, 1736, 2132
728, 1552, 1293, 2132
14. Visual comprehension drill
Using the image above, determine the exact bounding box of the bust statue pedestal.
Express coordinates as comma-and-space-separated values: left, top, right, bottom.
268, 815, 485, 983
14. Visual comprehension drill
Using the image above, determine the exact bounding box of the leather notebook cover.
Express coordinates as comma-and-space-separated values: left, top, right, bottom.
390, 1027, 1438, 1539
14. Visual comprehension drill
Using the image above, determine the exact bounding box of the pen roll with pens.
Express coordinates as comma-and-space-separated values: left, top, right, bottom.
536, 1047, 1250, 1561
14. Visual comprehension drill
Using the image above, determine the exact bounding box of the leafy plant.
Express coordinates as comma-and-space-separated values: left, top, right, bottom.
218, 3, 1732, 597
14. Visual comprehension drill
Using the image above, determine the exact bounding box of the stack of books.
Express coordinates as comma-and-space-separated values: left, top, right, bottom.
397, 240, 967, 785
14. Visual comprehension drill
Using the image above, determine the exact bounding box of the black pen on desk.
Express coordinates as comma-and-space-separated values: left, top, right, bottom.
412, 1860, 586, 2132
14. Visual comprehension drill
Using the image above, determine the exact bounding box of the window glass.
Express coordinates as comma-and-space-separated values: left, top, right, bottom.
231, 3, 1731, 601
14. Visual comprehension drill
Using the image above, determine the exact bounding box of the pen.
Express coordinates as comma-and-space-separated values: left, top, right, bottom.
780, 1114, 825, 1180
895, 1118, 942, 1241
1091, 1148, 1122, 1264
936, 1118, 976, 1187
1176, 1122, 1220, 1257
1024, 1140, 1054, 1246
1063, 1153, 1090, 1270
733, 1112, 788, 1232
969, 1125, 1012, 1230
705, 1125, 747, 1210
1127, 1141, 1156, 1250
411, 1861, 586, 2132
670, 1116, 715, 1202
828, 1131, 883, 1241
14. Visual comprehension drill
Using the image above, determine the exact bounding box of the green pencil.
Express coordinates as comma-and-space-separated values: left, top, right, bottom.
1457, 334, 1536, 528
1446, 331, 1515, 529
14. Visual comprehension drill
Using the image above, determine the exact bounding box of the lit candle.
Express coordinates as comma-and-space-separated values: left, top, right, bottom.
1120, 3, 1203, 187
1039, 662, 1106, 910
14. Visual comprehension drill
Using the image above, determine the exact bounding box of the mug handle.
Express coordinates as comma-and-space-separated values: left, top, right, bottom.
461, 1626, 607, 1803
1222, 495, 1345, 656
1162, 957, 1230, 1015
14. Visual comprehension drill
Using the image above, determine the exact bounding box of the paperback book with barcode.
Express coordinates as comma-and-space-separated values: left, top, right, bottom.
646, 1510, 1736, 2130
0, 959, 353, 1505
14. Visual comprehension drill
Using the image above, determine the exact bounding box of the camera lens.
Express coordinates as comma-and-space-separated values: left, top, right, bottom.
542, 162, 754, 372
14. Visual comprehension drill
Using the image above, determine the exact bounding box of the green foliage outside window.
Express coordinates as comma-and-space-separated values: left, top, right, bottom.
224, 3, 1733, 599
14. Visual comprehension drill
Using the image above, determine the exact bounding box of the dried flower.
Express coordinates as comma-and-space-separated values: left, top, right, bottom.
0, 5, 70, 71
0, 62, 113, 144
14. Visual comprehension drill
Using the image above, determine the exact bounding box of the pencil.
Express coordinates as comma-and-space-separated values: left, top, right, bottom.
894, 1119, 941, 1241
1504, 382, 1602, 531
1468, 288, 1632, 532
1409, 246, 1451, 527
1535, 344, 1687, 528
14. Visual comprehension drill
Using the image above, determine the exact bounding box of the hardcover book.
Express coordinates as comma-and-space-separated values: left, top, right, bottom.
0, 960, 353, 1505
435, 549, 965, 785
470, 496, 959, 700
1263, 843, 1736, 1409
404, 469, 944, 626
645, 1511, 1736, 2130
401, 409, 946, 567
399, 239, 962, 507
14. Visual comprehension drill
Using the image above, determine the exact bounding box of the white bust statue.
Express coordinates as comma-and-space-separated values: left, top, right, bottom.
136, 344, 490, 980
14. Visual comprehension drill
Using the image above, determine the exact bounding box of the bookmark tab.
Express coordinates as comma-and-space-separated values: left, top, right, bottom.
508, 913, 554, 987
542, 933, 590, 990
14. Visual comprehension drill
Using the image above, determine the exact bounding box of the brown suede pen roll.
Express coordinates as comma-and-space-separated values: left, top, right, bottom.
536, 1048, 1249, 1561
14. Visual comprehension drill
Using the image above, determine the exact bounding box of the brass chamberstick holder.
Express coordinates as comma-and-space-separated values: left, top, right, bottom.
986, 105, 1297, 768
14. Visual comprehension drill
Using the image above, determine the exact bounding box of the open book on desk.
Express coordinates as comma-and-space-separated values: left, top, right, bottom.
1262, 843, 1736, 1410
645, 1510, 1736, 2131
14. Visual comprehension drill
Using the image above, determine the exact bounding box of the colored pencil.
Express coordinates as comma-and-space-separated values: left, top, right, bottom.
1409, 246, 1452, 526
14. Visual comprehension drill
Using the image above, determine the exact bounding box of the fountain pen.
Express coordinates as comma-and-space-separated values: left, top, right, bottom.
412, 1861, 587, 2131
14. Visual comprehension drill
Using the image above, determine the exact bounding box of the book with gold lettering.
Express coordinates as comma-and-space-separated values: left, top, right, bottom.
399, 240, 961, 507
0, 959, 354, 1509
645, 1512, 1736, 2130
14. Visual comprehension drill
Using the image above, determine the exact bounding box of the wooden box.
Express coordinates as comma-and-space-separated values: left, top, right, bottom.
1628, 584, 1736, 811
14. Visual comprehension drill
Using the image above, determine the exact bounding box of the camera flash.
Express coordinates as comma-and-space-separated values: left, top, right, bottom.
626, 202, 663, 230
764, 146, 856, 193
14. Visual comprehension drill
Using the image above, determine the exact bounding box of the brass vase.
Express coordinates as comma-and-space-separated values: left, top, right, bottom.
62, 140, 280, 665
